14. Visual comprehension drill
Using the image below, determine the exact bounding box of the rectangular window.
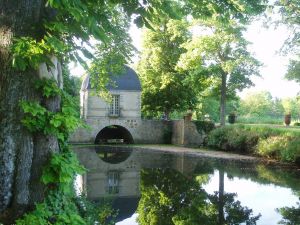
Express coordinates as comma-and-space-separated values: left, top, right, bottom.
109, 95, 120, 116
107, 171, 120, 194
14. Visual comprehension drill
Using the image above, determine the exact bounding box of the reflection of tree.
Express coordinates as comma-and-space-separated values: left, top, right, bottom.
277, 200, 300, 225
218, 169, 225, 225
137, 168, 260, 225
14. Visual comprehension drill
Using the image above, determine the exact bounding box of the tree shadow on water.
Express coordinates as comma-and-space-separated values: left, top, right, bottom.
136, 167, 260, 225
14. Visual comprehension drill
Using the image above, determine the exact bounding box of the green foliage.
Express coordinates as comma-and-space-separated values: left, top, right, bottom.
208, 125, 300, 163
138, 19, 199, 117
12, 37, 53, 71
239, 91, 281, 117
258, 135, 300, 162
194, 120, 215, 134
277, 201, 300, 225
293, 122, 300, 126
236, 115, 283, 125
17, 147, 116, 225
257, 136, 290, 160
195, 96, 220, 122
236, 91, 300, 125
76, 196, 118, 225
163, 127, 173, 144
21, 79, 84, 142
35, 79, 61, 98
41, 150, 85, 192
285, 59, 300, 83
178, 18, 261, 125
16, 190, 85, 225
228, 112, 236, 124
276, 0, 300, 84
16, 144, 87, 224
20, 101, 47, 133
11, 0, 182, 74
207, 125, 259, 153
137, 168, 260, 225
63, 65, 81, 98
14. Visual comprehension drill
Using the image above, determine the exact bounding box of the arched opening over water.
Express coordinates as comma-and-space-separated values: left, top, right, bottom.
95, 125, 134, 144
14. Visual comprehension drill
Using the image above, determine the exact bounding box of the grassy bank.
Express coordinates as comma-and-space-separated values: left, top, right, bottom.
207, 124, 300, 165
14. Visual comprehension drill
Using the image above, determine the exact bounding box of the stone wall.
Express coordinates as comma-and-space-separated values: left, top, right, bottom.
183, 120, 204, 146
69, 118, 171, 144
171, 119, 204, 146
70, 118, 204, 147
171, 120, 184, 145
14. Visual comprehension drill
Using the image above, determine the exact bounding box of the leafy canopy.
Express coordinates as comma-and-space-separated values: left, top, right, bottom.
137, 19, 200, 117
276, 1, 300, 84
178, 19, 261, 94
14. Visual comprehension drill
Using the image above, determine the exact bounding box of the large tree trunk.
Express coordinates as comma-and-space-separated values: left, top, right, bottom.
0, 1, 61, 223
220, 72, 227, 126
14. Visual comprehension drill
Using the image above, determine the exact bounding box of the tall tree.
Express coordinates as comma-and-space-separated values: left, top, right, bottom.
137, 19, 199, 119
178, 19, 261, 125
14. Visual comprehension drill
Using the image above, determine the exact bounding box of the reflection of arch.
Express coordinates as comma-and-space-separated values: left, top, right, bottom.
95, 146, 132, 164
95, 125, 134, 144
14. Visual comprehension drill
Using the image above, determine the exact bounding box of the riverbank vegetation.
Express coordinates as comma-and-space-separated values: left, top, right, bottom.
207, 125, 300, 165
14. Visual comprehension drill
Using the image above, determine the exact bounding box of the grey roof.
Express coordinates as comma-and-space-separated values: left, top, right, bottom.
81, 66, 141, 91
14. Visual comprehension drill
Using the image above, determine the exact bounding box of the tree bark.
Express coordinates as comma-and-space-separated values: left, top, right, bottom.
220, 72, 227, 126
0, 1, 61, 223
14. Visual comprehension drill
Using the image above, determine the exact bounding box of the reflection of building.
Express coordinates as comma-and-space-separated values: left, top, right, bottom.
74, 146, 197, 200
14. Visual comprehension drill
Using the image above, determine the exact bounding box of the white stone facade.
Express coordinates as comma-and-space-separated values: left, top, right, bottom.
80, 89, 141, 119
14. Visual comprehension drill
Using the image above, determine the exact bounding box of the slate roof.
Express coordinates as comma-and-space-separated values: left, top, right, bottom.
81, 66, 141, 91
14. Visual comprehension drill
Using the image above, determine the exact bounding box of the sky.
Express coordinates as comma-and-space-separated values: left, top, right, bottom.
115, 170, 299, 225
70, 18, 300, 99
203, 170, 299, 225
240, 20, 299, 99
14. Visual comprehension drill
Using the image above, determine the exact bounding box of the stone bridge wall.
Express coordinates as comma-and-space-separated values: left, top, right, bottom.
70, 118, 204, 146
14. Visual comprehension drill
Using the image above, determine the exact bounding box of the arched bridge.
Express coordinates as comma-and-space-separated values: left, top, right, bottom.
70, 118, 204, 146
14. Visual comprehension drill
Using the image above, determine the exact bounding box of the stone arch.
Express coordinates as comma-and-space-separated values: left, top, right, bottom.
95, 125, 134, 144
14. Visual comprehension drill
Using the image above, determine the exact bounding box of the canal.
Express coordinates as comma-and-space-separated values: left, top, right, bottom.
73, 145, 300, 225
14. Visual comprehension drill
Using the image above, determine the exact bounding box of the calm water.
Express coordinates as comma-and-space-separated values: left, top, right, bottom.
74, 146, 300, 225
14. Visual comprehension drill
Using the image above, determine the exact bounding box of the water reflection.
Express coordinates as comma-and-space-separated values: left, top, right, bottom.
95, 146, 132, 164
73, 146, 300, 224
137, 168, 260, 225
277, 200, 300, 224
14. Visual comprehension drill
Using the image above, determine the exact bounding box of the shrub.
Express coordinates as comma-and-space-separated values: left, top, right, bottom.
257, 136, 289, 160
236, 116, 283, 125
207, 126, 228, 149
293, 122, 300, 126
163, 127, 172, 144
207, 125, 300, 163
194, 120, 215, 134
257, 135, 300, 162
228, 112, 236, 124
207, 126, 259, 154
281, 138, 300, 162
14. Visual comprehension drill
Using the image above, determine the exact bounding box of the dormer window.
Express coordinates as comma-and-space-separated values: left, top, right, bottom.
109, 95, 120, 117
